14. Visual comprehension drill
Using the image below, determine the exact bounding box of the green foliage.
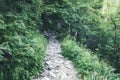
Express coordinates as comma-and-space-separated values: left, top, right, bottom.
62, 37, 120, 80
41, 0, 105, 55
0, 34, 47, 80
41, 0, 120, 73
97, 3, 120, 72
1, 0, 119, 79
0, 0, 47, 80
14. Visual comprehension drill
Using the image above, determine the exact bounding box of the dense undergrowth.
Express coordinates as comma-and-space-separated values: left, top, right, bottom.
62, 37, 120, 80
0, 0, 47, 80
0, 0, 120, 80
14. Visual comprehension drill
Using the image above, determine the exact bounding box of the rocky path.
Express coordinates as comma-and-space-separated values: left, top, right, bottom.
33, 36, 78, 80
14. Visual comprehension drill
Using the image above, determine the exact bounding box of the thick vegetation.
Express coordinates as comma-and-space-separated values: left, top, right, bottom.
41, 0, 120, 73
0, 0, 120, 80
0, 0, 47, 80
62, 37, 120, 80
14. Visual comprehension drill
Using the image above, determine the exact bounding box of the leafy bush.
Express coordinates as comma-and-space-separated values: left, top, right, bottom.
62, 37, 120, 80
0, 0, 47, 80
0, 14, 47, 80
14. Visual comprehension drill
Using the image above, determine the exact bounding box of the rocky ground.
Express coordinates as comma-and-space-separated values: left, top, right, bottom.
33, 36, 78, 80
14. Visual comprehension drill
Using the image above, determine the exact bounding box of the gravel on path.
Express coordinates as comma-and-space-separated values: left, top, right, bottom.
33, 37, 79, 80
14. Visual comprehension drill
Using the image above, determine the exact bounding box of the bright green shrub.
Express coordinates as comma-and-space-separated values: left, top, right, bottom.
0, 14, 47, 80
62, 37, 120, 80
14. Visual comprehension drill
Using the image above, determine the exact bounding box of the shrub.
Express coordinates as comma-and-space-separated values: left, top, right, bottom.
0, 15, 47, 79
62, 37, 120, 80
0, 0, 47, 80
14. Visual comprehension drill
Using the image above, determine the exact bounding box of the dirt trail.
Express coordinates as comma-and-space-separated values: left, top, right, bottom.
33, 36, 78, 80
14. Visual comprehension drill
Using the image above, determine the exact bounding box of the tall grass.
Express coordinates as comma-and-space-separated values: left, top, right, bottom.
62, 37, 120, 80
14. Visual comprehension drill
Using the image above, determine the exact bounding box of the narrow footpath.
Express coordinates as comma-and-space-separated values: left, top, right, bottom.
33, 36, 78, 80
